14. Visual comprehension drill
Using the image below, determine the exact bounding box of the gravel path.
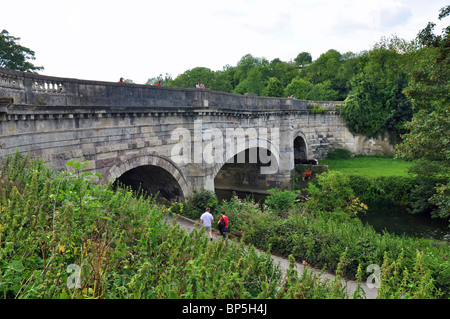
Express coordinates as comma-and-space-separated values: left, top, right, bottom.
165, 214, 379, 299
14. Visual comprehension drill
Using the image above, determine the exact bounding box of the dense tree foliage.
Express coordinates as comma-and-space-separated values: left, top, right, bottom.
341, 37, 416, 140
395, 6, 450, 219
396, 6, 450, 164
152, 38, 420, 143
0, 29, 43, 72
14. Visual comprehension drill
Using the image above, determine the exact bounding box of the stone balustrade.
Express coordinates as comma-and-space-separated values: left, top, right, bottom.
0, 67, 343, 113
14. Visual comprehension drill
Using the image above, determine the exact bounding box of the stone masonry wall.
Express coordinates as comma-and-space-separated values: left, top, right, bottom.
0, 67, 394, 197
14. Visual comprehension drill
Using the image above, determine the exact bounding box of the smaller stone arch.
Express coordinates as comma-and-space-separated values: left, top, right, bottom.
293, 131, 309, 164
102, 154, 189, 200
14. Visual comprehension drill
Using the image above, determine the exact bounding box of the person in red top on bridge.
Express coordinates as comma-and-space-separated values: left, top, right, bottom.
218, 211, 229, 240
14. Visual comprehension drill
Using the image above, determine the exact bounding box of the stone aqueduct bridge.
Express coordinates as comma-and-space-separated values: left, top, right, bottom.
0, 67, 393, 200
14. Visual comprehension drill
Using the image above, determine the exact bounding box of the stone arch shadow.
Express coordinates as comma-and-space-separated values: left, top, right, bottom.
102, 154, 189, 200
210, 137, 281, 179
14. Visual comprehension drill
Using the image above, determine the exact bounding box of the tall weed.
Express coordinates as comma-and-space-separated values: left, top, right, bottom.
0, 153, 351, 299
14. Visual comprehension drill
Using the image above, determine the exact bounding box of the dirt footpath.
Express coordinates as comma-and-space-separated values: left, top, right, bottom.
165, 214, 379, 299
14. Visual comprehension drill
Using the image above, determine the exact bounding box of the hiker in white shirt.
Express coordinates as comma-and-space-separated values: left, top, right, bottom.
200, 207, 214, 241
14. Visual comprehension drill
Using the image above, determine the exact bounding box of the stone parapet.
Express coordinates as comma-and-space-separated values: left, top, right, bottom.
0, 67, 342, 113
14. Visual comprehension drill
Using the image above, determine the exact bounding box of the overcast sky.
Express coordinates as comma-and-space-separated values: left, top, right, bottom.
2, 0, 449, 84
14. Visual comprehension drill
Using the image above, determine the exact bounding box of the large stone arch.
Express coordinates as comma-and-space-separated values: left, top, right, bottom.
102, 154, 189, 200
210, 137, 281, 179
212, 138, 283, 201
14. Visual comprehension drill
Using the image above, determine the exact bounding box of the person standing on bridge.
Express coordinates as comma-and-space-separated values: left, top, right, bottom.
218, 211, 229, 240
200, 207, 214, 241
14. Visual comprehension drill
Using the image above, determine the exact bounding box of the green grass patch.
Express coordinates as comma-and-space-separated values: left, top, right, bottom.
319, 155, 416, 177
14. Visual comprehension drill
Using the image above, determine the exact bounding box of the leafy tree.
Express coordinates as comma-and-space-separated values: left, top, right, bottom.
310, 80, 339, 101
182, 188, 219, 220
233, 54, 269, 85
0, 29, 43, 72
396, 6, 450, 221
233, 67, 266, 95
168, 67, 216, 88
284, 77, 313, 99
294, 51, 312, 67
298, 49, 361, 100
396, 6, 450, 163
209, 67, 234, 93
341, 71, 390, 138
264, 77, 283, 97
268, 58, 299, 88
341, 37, 415, 139
383, 72, 414, 143
333, 51, 365, 100
301, 49, 342, 84
231, 54, 271, 95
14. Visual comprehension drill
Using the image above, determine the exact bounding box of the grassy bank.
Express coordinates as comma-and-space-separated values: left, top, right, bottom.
319, 155, 415, 177
319, 152, 449, 219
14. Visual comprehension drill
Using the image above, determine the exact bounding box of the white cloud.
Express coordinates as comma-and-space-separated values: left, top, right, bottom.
328, 0, 412, 32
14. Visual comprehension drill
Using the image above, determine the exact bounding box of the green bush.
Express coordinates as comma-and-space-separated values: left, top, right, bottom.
325, 148, 352, 160
407, 159, 450, 218
305, 171, 367, 219
264, 189, 298, 216
429, 181, 450, 219
348, 175, 386, 205
377, 176, 415, 206
182, 187, 219, 220
311, 105, 328, 114
349, 175, 415, 206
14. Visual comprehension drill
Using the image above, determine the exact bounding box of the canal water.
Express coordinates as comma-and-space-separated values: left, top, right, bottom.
359, 205, 450, 242
215, 189, 450, 242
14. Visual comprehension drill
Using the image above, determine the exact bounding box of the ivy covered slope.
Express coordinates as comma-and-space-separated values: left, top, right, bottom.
0, 153, 355, 299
